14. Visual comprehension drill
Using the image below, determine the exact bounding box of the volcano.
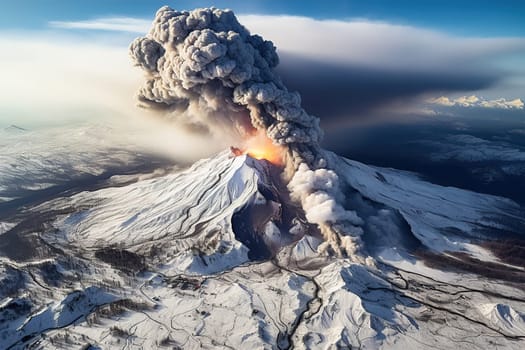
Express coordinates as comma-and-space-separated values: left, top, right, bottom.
1, 4, 525, 350
1, 143, 525, 349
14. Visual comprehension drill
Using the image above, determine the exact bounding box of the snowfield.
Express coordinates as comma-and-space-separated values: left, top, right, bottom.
1, 128, 524, 349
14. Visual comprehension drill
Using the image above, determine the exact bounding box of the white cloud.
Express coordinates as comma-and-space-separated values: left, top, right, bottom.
423, 134, 525, 162
49, 17, 150, 34
0, 33, 237, 161
238, 15, 525, 71
480, 98, 524, 109
48, 15, 525, 73
0, 34, 140, 125
426, 96, 456, 107
427, 95, 524, 109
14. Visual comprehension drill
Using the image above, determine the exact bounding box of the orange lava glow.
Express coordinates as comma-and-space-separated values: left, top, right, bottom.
243, 131, 285, 165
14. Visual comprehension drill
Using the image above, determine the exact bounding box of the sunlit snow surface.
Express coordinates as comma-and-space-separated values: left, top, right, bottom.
1, 125, 524, 349
0, 125, 140, 202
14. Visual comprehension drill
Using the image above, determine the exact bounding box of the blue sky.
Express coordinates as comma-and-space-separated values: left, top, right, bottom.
2, 0, 525, 36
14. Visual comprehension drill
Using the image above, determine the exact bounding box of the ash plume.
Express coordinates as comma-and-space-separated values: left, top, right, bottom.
130, 6, 364, 258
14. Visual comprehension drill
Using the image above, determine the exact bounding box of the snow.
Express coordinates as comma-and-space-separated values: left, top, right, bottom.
0, 222, 15, 235
477, 303, 525, 336
51, 152, 271, 274
0, 124, 152, 204
1, 142, 524, 349
2, 287, 116, 350
331, 151, 523, 255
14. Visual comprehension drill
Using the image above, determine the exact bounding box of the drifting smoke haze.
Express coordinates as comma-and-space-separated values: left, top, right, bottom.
130, 6, 364, 258
0, 34, 234, 163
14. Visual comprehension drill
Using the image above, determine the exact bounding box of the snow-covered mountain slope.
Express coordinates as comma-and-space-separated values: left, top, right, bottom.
0, 124, 170, 208
1, 148, 524, 349
51, 151, 279, 273
331, 151, 524, 255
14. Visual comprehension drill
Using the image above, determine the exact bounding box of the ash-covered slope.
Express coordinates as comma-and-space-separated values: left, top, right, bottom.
1, 149, 524, 349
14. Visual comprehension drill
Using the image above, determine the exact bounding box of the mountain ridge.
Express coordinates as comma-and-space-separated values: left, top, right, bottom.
1, 148, 524, 348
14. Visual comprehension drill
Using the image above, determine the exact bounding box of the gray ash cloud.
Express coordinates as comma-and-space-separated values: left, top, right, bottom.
130, 6, 366, 259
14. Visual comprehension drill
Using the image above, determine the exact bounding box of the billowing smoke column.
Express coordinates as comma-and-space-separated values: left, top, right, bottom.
130, 6, 364, 258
